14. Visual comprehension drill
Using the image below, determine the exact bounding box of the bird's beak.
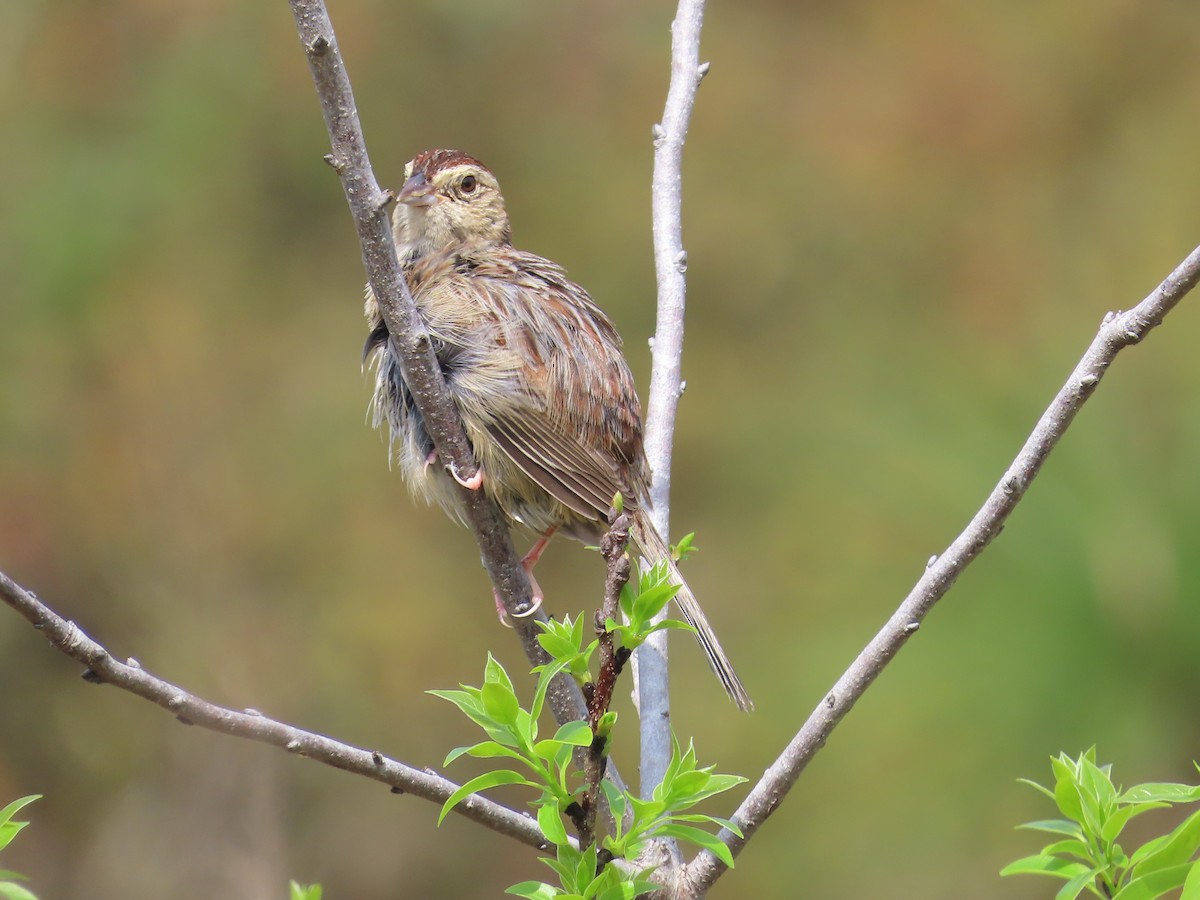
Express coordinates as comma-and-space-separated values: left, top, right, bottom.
398, 172, 437, 207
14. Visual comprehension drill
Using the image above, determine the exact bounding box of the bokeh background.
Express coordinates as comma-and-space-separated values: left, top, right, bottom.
3, 1, 1200, 897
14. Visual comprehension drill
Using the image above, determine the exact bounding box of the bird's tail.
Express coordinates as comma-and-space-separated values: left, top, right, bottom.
630, 510, 753, 711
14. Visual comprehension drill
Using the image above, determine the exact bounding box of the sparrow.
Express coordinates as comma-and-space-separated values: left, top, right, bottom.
362, 149, 751, 710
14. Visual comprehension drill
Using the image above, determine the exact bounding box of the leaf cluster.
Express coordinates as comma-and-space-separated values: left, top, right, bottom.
1003, 749, 1200, 899
433, 553, 745, 899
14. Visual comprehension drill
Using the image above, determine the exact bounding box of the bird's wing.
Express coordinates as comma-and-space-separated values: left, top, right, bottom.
457, 250, 647, 523
487, 411, 625, 521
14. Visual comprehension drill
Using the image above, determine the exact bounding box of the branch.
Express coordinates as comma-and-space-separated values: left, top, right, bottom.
577, 512, 633, 850
0, 570, 552, 851
639, 0, 708, 800
685, 241, 1200, 891
285, 0, 599, 738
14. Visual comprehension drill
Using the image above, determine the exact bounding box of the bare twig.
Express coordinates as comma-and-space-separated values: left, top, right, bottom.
640, 0, 708, 800
286, 0, 598, 737
0, 570, 552, 850
685, 242, 1200, 891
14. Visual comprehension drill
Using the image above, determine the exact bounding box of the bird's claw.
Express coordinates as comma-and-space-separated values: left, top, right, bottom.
494, 588, 543, 626
447, 460, 484, 490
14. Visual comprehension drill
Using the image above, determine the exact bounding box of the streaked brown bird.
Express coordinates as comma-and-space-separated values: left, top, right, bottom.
363, 149, 751, 711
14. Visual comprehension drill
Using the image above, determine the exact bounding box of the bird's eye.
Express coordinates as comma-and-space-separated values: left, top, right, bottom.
460, 174, 478, 194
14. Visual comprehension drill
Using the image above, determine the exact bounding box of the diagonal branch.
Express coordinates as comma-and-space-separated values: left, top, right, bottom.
0, 570, 552, 850
286, 0, 597, 737
685, 241, 1200, 891
639, 0, 708, 800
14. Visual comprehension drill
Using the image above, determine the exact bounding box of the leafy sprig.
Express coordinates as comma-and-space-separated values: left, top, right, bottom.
1002, 749, 1200, 900
433, 544, 745, 898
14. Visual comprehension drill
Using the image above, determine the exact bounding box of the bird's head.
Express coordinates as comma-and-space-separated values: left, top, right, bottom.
393, 149, 511, 254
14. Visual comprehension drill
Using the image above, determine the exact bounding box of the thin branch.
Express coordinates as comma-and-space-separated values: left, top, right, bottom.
639, 0, 708, 801
685, 241, 1200, 891
592, 513, 634, 728
0, 570, 552, 850
286, 0, 600, 739
577, 512, 633, 850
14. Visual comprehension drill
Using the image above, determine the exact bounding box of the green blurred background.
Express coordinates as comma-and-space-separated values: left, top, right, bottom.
3, 1, 1200, 897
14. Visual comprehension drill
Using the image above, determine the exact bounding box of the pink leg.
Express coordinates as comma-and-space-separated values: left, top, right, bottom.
519, 528, 556, 571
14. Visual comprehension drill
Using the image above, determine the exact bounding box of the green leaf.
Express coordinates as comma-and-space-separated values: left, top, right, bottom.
0, 828, 28, 856
587, 863, 658, 900
1121, 783, 1200, 804
1020, 777, 1058, 802
1103, 803, 1172, 845
506, 881, 561, 899
1051, 754, 1080, 789
485, 653, 515, 691
538, 631, 581, 660
601, 780, 627, 840
661, 775, 748, 809
445, 741, 527, 766
656, 824, 735, 868
537, 800, 569, 847
540, 850, 577, 886
481, 682, 521, 727
552, 721, 594, 748
289, 883, 322, 900
531, 657, 572, 724
1130, 809, 1200, 876
1080, 756, 1118, 815
1131, 834, 1171, 868
1055, 778, 1086, 826
1179, 860, 1200, 900
0, 884, 39, 900
640, 619, 695, 637
594, 873, 659, 900
1000, 855, 1092, 881
672, 532, 697, 561
630, 582, 681, 623
1018, 819, 1086, 839
427, 686, 483, 714
0, 796, 39, 856
663, 812, 733, 828
1041, 839, 1096, 863
595, 711, 618, 742
428, 688, 515, 743
0, 797, 40, 829
568, 844, 592, 897
1054, 867, 1102, 900
1112, 863, 1195, 900
438, 770, 536, 825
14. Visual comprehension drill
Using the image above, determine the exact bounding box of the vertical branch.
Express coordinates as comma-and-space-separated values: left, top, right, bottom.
639, 0, 708, 797
576, 513, 633, 852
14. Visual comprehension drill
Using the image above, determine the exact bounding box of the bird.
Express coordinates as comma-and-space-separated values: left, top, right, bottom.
362, 148, 751, 711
